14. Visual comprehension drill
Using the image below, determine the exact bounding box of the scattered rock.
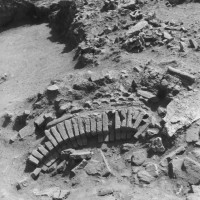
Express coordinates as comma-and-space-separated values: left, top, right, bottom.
157, 107, 167, 118
131, 149, 147, 166
145, 163, 159, 177
146, 128, 159, 137
189, 39, 199, 50
169, 157, 185, 179
137, 170, 155, 183
183, 157, 200, 184
85, 160, 102, 176
34, 114, 45, 128
71, 159, 88, 175
47, 84, 59, 92
97, 187, 114, 196
33, 187, 70, 200
186, 122, 200, 143
70, 106, 83, 114
59, 103, 72, 114
127, 20, 148, 37
121, 143, 135, 152
150, 137, 165, 153
137, 90, 158, 102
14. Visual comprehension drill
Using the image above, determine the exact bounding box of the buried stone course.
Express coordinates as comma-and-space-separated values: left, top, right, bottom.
28, 107, 151, 178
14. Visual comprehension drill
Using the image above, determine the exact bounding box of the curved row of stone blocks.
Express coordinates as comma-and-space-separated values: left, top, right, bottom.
28, 107, 151, 177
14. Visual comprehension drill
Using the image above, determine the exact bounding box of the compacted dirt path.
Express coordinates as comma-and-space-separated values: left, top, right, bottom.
0, 23, 75, 112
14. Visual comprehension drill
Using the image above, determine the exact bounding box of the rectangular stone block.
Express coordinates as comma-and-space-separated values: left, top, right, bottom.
126, 107, 134, 139
103, 113, 109, 142
90, 117, 97, 136
115, 111, 121, 140
120, 109, 127, 140
41, 165, 48, 173
45, 141, 54, 151
28, 155, 39, 166
32, 149, 44, 161
83, 117, 91, 137
45, 130, 58, 147
133, 111, 145, 131
50, 127, 63, 144
71, 118, 83, 146
77, 118, 87, 146
96, 114, 104, 143
64, 120, 78, 148
44, 152, 59, 167
134, 122, 149, 139
109, 113, 115, 142
31, 168, 41, 180
56, 122, 68, 141
132, 110, 139, 121
38, 145, 49, 157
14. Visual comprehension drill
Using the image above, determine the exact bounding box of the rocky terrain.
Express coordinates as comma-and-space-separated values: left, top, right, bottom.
1, 0, 200, 200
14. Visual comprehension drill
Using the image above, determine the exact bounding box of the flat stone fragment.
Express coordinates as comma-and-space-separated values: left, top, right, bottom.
69, 151, 93, 160
45, 141, 54, 151
32, 149, 44, 161
56, 122, 68, 141
134, 122, 149, 139
31, 168, 41, 180
38, 145, 49, 157
96, 114, 104, 143
90, 117, 97, 136
126, 108, 133, 139
167, 66, 195, 83
83, 117, 91, 137
45, 130, 58, 147
77, 118, 87, 146
103, 112, 109, 142
120, 109, 127, 140
50, 127, 63, 144
28, 155, 39, 166
115, 111, 121, 140
160, 144, 186, 167
71, 118, 83, 146
64, 120, 78, 148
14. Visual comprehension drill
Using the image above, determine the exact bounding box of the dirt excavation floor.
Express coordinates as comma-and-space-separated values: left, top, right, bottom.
1, 0, 200, 200
0, 23, 75, 111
